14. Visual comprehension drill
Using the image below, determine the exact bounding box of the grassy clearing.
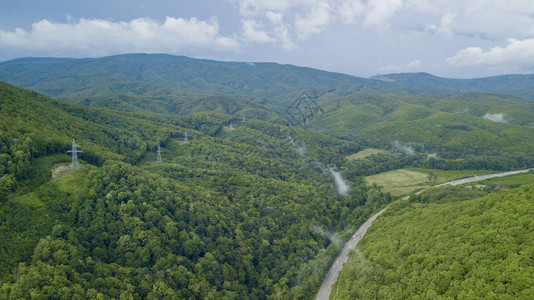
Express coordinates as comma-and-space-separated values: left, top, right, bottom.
366, 168, 499, 196
365, 169, 431, 196
53, 167, 89, 195
11, 163, 91, 210
346, 148, 387, 160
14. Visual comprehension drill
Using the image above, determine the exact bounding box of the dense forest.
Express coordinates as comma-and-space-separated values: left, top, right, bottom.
332, 184, 534, 299
0, 81, 390, 298
2, 53, 534, 299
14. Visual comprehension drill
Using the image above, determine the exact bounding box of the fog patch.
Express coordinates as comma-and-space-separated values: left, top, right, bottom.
312, 225, 342, 248
483, 113, 507, 123
329, 168, 350, 196
393, 140, 415, 155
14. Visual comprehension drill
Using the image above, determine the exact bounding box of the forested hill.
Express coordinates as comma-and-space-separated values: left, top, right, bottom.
0, 82, 391, 298
0, 54, 402, 103
2, 55, 534, 105
375, 72, 534, 99
332, 184, 534, 299
2, 53, 534, 299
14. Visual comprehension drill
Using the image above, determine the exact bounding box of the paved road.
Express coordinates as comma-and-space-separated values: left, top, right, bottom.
315, 168, 532, 299
404, 168, 533, 199
315, 208, 387, 300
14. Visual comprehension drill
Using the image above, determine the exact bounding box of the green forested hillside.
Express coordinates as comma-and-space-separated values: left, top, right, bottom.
376, 72, 534, 99
332, 184, 534, 299
0, 54, 402, 105
0, 82, 390, 298
2, 54, 534, 299
0, 81, 189, 200
311, 92, 534, 159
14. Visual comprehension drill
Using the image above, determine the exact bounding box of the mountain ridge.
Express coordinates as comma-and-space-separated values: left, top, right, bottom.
0, 53, 403, 102
375, 72, 534, 99
3, 54, 534, 101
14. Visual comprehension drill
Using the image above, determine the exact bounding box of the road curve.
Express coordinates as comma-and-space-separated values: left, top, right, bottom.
315, 168, 532, 299
315, 208, 387, 300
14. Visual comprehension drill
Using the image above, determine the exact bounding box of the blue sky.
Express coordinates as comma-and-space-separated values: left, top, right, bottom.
1, 0, 534, 78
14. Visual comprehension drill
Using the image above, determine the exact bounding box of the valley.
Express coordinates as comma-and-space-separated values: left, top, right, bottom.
0, 54, 533, 299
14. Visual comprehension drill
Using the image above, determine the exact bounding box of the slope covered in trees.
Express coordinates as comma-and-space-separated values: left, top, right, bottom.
332, 185, 534, 299
2, 53, 534, 299
3, 54, 534, 159
311, 92, 534, 161
0, 81, 191, 201
376, 72, 534, 99
0, 82, 391, 298
0, 54, 402, 105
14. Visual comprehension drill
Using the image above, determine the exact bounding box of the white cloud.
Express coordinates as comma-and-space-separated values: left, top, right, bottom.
337, 1, 365, 24
0, 17, 239, 57
233, 0, 534, 40
234, 0, 304, 16
447, 38, 534, 69
363, 0, 403, 29
295, 2, 331, 40
408, 1, 534, 38
274, 24, 296, 50
427, 12, 456, 37
242, 19, 275, 43
265, 11, 284, 24
407, 59, 421, 68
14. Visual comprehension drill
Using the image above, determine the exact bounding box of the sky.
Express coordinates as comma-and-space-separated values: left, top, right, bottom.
1, 0, 534, 79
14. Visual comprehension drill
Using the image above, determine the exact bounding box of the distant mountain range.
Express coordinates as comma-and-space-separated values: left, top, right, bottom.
0, 54, 401, 103
1, 54, 534, 156
1, 54, 534, 103
373, 72, 534, 99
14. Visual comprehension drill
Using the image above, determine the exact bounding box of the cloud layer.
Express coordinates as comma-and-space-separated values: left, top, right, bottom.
233, 0, 534, 40
1, 1, 534, 76
0, 17, 238, 57
231, 0, 534, 74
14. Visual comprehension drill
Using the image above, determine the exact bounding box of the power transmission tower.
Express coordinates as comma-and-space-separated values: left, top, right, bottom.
67, 138, 82, 170
184, 130, 188, 142
156, 144, 162, 163
242, 114, 246, 122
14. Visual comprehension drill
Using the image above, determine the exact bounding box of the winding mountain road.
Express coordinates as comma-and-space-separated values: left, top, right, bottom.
315, 168, 532, 300
315, 208, 386, 300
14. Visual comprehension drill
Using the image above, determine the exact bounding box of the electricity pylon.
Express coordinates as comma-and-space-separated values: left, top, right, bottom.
67, 138, 82, 170
156, 144, 162, 163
